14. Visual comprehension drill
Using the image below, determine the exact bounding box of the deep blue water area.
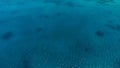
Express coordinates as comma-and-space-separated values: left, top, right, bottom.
0, 0, 120, 68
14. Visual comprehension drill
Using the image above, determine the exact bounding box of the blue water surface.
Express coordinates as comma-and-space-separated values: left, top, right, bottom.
0, 0, 120, 68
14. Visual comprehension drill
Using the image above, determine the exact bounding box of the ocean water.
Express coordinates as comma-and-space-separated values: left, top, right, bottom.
0, 0, 120, 68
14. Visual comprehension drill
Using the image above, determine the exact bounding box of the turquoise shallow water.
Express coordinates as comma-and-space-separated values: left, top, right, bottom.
0, 0, 120, 68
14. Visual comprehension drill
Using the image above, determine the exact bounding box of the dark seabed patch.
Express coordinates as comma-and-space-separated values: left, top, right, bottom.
64, 1, 83, 7
1, 31, 13, 40
95, 30, 105, 37
105, 24, 120, 31
35, 27, 43, 32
